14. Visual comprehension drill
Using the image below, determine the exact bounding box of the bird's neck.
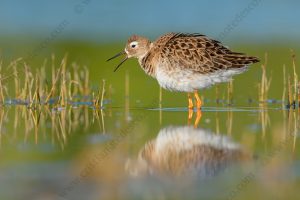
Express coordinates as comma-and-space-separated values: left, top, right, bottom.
138, 43, 156, 78
138, 54, 155, 78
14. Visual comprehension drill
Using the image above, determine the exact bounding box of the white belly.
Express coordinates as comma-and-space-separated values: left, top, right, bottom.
155, 66, 248, 92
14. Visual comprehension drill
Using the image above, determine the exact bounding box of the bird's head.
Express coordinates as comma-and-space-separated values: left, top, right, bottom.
107, 35, 151, 72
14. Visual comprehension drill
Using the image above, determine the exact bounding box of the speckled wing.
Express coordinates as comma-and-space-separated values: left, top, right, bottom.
141, 33, 178, 76
158, 33, 259, 74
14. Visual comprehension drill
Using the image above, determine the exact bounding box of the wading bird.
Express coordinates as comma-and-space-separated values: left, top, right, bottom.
108, 33, 259, 111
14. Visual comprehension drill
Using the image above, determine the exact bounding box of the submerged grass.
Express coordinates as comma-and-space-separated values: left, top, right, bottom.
0, 104, 105, 148
0, 55, 107, 109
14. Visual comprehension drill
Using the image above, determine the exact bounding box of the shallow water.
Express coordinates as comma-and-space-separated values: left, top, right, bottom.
0, 102, 299, 200
0, 38, 299, 200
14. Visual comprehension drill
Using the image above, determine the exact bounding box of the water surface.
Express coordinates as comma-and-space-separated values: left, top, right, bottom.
0, 103, 299, 200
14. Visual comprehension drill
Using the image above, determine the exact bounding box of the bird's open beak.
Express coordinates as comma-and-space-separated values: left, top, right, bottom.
107, 51, 128, 72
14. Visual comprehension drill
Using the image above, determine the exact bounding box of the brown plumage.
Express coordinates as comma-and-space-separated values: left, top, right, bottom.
108, 32, 260, 109
142, 33, 259, 75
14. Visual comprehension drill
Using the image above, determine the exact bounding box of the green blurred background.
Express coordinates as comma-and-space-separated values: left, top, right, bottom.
0, 0, 299, 106
0, 1, 300, 200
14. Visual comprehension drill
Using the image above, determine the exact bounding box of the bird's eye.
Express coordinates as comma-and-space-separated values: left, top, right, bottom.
130, 41, 138, 49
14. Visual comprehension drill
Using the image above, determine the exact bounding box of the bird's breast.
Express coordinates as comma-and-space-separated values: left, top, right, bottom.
139, 56, 156, 78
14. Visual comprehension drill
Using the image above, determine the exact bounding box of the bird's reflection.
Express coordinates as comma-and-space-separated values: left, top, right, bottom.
126, 125, 251, 178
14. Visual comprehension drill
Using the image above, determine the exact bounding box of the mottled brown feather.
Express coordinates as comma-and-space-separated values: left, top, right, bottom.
143, 33, 259, 75
139, 33, 177, 76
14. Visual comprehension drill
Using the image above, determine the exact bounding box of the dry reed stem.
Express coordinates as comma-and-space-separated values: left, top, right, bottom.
282, 65, 286, 107
0, 109, 5, 147
288, 76, 293, 107
45, 57, 64, 103
72, 63, 79, 97
0, 64, 4, 104
291, 50, 298, 103
67, 71, 72, 101
108, 84, 112, 117
298, 81, 300, 107
100, 79, 106, 108
59, 55, 68, 107
40, 60, 47, 98
227, 80, 233, 105
259, 53, 271, 104
84, 66, 90, 96
13, 63, 20, 98
94, 80, 103, 108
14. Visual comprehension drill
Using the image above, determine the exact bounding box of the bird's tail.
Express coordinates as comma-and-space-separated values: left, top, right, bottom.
224, 53, 260, 68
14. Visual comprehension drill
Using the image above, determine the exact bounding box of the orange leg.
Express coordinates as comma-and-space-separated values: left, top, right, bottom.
188, 93, 193, 124
194, 109, 202, 128
188, 93, 193, 109
188, 108, 193, 125
194, 90, 202, 109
